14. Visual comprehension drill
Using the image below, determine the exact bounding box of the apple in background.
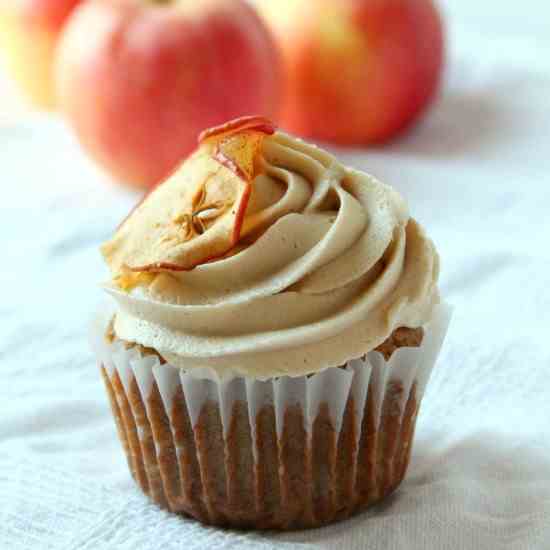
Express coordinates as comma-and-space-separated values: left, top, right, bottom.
55, 0, 281, 189
0, 0, 81, 109
260, 0, 444, 145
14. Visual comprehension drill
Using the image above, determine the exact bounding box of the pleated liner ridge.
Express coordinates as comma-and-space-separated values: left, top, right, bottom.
95, 305, 450, 529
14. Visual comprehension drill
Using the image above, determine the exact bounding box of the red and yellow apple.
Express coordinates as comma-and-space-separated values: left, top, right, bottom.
0, 0, 81, 108
56, 0, 281, 189
260, 0, 444, 144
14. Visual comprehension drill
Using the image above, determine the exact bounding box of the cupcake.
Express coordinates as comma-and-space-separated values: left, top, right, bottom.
92, 116, 450, 529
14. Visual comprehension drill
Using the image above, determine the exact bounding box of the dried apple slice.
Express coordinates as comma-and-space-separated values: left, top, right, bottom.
198, 115, 276, 143
102, 117, 276, 275
201, 116, 276, 181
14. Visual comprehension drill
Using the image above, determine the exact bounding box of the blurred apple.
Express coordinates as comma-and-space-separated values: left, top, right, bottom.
55, 0, 281, 189
260, 0, 444, 144
0, 0, 81, 109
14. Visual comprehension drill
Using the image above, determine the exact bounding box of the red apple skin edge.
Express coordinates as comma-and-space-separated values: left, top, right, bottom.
10, 0, 80, 30
55, 0, 282, 189
0, 0, 81, 108
261, 0, 444, 145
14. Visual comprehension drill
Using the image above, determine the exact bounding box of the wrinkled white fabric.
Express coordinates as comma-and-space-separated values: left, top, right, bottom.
2, 0, 550, 547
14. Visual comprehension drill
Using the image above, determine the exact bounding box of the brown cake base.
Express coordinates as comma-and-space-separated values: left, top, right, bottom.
101, 327, 424, 529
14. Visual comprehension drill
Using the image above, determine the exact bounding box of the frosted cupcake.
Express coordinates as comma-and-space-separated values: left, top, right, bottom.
92, 116, 450, 529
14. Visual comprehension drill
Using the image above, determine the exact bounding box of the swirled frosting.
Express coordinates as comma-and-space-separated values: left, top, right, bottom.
103, 125, 440, 380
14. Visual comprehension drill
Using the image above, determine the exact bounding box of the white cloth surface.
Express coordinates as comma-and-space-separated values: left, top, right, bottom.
2, 1, 550, 548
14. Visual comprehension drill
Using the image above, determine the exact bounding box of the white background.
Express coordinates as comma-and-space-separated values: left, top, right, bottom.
1, 0, 550, 548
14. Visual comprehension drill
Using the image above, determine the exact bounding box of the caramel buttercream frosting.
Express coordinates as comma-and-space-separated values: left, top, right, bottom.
101, 117, 440, 380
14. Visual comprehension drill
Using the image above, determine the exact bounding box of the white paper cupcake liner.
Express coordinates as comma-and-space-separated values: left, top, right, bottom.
91, 302, 452, 529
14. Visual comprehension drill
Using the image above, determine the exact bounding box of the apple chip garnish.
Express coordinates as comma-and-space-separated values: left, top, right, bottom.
102, 117, 276, 276
198, 115, 276, 143
200, 116, 276, 181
